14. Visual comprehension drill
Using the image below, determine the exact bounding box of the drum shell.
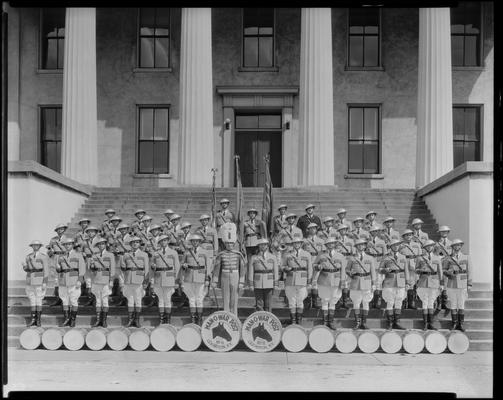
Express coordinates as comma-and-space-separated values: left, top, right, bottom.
129, 327, 152, 351
447, 331, 470, 354
424, 331, 447, 354
241, 311, 282, 353
41, 327, 66, 350
402, 331, 425, 354
63, 328, 87, 351
19, 327, 45, 350
357, 331, 380, 353
106, 327, 131, 351
379, 330, 403, 354
308, 325, 335, 353
176, 323, 202, 352
151, 324, 178, 352
201, 311, 242, 352
334, 330, 358, 353
85, 327, 109, 351
281, 324, 308, 353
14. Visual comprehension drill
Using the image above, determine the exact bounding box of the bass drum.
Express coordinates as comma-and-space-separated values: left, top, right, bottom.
176, 323, 202, 352
281, 324, 308, 353
308, 325, 335, 353
424, 331, 447, 354
402, 331, 425, 354
357, 331, 380, 354
41, 327, 66, 350
129, 327, 152, 351
107, 327, 131, 351
334, 330, 358, 353
85, 327, 108, 351
63, 328, 87, 351
447, 332, 469, 354
19, 327, 45, 350
380, 331, 403, 354
150, 324, 178, 352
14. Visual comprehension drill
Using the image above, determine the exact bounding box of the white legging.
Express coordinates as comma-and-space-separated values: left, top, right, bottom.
446, 288, 468, 309
285, 285, 308, 309
59, 285, 80, 307
317, 285, 342, 310
26, 285, 46, 307
91, 283, 111, 309
153, 285, 175, 309
382, 287, 406, 309
417, 287, 439, 309
349, 289, 373, 310
123, 284, 144, 308
183, 282, 205, 308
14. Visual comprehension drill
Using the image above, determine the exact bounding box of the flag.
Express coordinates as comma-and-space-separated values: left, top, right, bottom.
261, 154, 274, 238
211, 168, 217, 229
234, 155, 246, 257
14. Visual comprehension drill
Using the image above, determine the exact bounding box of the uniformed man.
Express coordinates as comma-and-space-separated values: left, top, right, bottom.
216, 199, 236, 250
169, 213, 182, 235
282, 236, 313, 325
161, 209, 175, 235
411, 218, 429, 244
88, 236, 115, 327
120, 236, 150, 327
195, 214, 219, 257
275, 213, 303, 253
273, 204, 289, 237
379, 239, 412, 330
303, 223, 325, 308
104, 216, 122, 250
312, 237, 347, 329
23, 240, 50, 327
317, 216, 339, 241
346, 239, 377, 330
74, 218, 91, 251
415, 239, 443, 331
137, 215, 153, 241
174, 222, 192, 257
212, 239, 246, 316
296, 204, 322, 237
382, 216, 400, 243
46, 223, 69, 305
365, 210, 378, 230
400, 229, 423, 309
131, 208, 147, 233
111, 223, 132, 256
100, 208, 116, 237
181, 234, 213, 324
350, 217, 370, 241
335, 224, 354, 256
81, 226, 99, 261
248, 238, 279, 312
244, 208, 267, 258
335, 208, 352, 231
150, 234, 181, 325
366, 225, 387, 309
57, 237, 86, 327
434, 225, 453, 310
145, 223, 162, 256
442, 239, 472, 331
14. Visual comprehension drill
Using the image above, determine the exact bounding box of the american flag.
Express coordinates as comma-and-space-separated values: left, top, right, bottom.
261, 154, 274, 238
234, 155, 246, 257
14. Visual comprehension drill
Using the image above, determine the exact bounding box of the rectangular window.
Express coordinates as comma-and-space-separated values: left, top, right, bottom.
242, 8, 274, 68
451, 2, 482, 67
138, 8, 170, 68
348, 8, 380, 68
348, 106, 380, 174
40, 8, 65, 69
138, 106, 170, 173
453, 106, 482, 167
40, 106, 62, 172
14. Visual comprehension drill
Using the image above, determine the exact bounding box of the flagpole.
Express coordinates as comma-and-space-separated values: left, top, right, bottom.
234, 155, 246, 258
211, 168, 217, 229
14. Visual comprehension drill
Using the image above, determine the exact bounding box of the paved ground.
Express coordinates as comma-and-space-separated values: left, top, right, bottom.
4, 349, 492, 397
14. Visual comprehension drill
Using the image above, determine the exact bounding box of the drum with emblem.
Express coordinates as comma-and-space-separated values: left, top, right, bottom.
447, 332, 469, 354
281, 324, 308, 353
107, 327, 131, 351
242, 311, 282, 352
424, 331, 447, 354
63, 328, 87, 351
85, 327, 108, 351
308, 324, 335, 353
380, 331, 403, 354
201, 311, 242, 352
150, 324, 178, 352
129, 327, 151, 351
402, 331, 425, 354
357, 331, 380, 353
41, 327, 66, 350
334, 330, 358, 353
20, 327, 45, 350
176, 323, 202, 352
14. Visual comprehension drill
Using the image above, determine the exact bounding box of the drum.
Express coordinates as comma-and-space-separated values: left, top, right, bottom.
63, 328, 87, 351
424, 331, 447, 354
19, 327, 44, 350
176, 323, 202, 352
402, 331, 425, 354
308, 325, 335, 353
150, 324, 178, 352
334, 330, 358, 353
41, 328, 65, 350
380, 331, 403, 354
241, 311, 282, 353
85, 327, 108, 351
357, 331, 380, 353
281, 324, 308, 353
447, 332, 470, 354
201, 311, 242, 352
129, 327, 151, 351
107, 327, 131, 351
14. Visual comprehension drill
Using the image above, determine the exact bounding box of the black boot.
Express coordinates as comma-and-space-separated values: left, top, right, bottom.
165, 313, 171, 324
450, 312, 458, 331
323, 311, 329, 327
296, 312, 303, 325
36, 311, 42, 327
289, 312, 296, 325
69, 310, 77, 328
407, 289, 417, 309
386, 310, 393, 330
441, 290, 449, 310
126, 312, 135, 327
427, 313, 437, 331
328, 310, 337, 330
422, 313, 428, 331
392, 310, 405, 330
435, 295, 442, 312
341, 288, 351, 309
359, 313, 368, 330
353, 313, 361, 330
49, 287, 63, 306
28, 311, 37, 327
457, 313, 465, 332
101, 311, 108, 328
190, 313, 197, 324
375, 290, 383, 309
92, 311, 102, 328
159, 312, 165, 325
134, 311, 141, 328
60, 310, 71, 327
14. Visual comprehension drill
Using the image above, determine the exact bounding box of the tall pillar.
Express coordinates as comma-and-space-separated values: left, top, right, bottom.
178, 8, 214, 185
61, 8, 98, 185
416, 8, 453, 188
298, 8, 334, 186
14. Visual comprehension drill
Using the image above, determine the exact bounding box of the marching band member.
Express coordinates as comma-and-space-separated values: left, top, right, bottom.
244, 208, 267, 258
272, 213, 302, 265
131, 209, 146, 233
411, 218, 429, 244
248, 238, 279, 313
100, 209, 116, 237
434, 225, 453, 310
146, 223, 162, 255
169, 213, 182, 235
195, 214, 219, 257
335, 208, 352, 231
273, 204, 289, 236
317, 216, 339, 240
350, 217, 370, 241
303, 223, 324, 308
161, 209, 175, 235
46, 223, 69, 306
365, 210, 378, 230
74, 218, 91, 251
382, 216, 400, 242
335, 224, 354, 309
366, 225, 387, 309
400, 229, 423, 309
216, 198, 236, 250
297, 204, 322, 237
23, 240, 49, 327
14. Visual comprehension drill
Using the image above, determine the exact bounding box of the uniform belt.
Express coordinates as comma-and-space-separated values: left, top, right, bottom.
188, 265, 205, 270
406, 255, 416, 259
53, 251, 65, 255
62, 268, 79, 273
155, 267, 174, 271
420, 271, 436, 275
353, 272, 370, 277
290, 267, 307, 271
246, 233, 258, 237
255, 269, 273, 274
321, 268, 340, 272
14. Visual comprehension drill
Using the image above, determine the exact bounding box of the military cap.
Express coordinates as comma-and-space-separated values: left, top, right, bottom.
366, 210, 377, 217
278, 204, 288, 210
369, 225, 382, 233
170, 214, 181, 221
54, 223, 68, 231
157, 234, 169, 242
61, 237, 75, 245
92, 237, 107, 247
104, 209, 116, 215
220, 198, 230, 204
118, 223, 129, 230
163, 209, 175, 215
412, 218, 424, 225
438, 225, 451, 232
307, 222, 318, 229
256, 238, 269, 246
180, 221, 192, 229
134, 209, 146, 216
422, 239, 436, 248
388, 239, 402, 247
324, 237, 339, 245
149, 224, 161, 231
286, 213, 297, 219
128, 236, 141, 244
336, 224, 349, 231
85, 225, 99, 232
110, 216, 122, 222
336, 208, 347, 215
305, 204, 316, 210
451, 238, 464, 246
78, 218, 91, 225
401, 229, 414, 236
354, 239, 367, 246
247, 208, 258, 214
29, 240, 43, 247
199, 214, 211, 220
353, 216, 365, 222
141, 215, 153, 222
383, 216, 396, 223
323, 216, 335, 223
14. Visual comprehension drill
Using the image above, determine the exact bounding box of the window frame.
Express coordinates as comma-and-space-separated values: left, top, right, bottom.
452, 104, 484, 167
239, 8, 278, 72
136, 7, 172, 71
346, 103, 382, 175
345, 7, 384, 71
136, 104, 171, 175
38, 8, 66, 72
450, 2, 484, 69
38, 104, 63, 172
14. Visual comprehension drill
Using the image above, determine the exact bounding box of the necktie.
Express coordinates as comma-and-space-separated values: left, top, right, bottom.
360, 254, 363, 261
357, 228, 360, 235
163, 249, 166, 255
394, 253, 398, 261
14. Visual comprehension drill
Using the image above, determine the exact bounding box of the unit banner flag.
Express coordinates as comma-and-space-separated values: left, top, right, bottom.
234, 155, 247, 258
261, 154, 274, 238
211, 168, 217, 229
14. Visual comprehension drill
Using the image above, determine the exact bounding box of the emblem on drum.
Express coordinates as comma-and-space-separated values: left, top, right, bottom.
201, 311, 241, 352
242, 311, 282, 352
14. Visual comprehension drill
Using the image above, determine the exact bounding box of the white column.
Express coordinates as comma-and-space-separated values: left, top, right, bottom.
298, 8, 334, 186
61, 8, 98, 185
416, 8, 453, 188
178, 8, 214, 185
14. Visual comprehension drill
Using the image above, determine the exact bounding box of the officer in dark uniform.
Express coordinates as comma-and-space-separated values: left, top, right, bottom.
296, 204, 322, 237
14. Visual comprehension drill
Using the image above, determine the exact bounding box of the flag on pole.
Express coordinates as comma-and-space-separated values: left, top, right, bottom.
211, 168, 217, 229
234, 155, 246, 256
261, 154, 274, 238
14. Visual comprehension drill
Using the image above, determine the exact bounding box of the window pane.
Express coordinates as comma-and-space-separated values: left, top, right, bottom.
464, 3, 480, 34
258, 36, 273, 67
451, 6, 465, 34
365, 25, 378, 34
153, 141, 169, 173
244, 37, 258, 67
57, 38, 65, 69
55, 108, 62, 140
349, 36, 363, 67
236, 115, 259, 129
348, 142, 364, 173
42, 109, 56, 140
463, 141, 480, 162
453, 141, 465, 168
244, 27, 258, 35
44, 39, 58, 69
349, 9, 365, 34
154, 109, 169, 140
453, 108, 465, 139
259, 27, 273, 35
140, 109, 154, 139
258, 115, 281, 129
44, 142, 60, 173
140, 37, 154, 67
139, 141, 154, 173
464, 35, 478, 66
349, 108, 364, 139
155, 37, 169, 67
364, 36, 379, 67
363, 142, 379, 173
244, 8, 260, 31
464, 108, 480, 140
259, 9, 274, 27
451, 36, 464, 66
141, 27, 154, 35
364, 108, 378, 140
140, 8, 155, 34
156, 8, 170, 32
42, 8, 65, 37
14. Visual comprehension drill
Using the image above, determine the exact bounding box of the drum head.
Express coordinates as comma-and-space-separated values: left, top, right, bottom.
41, 328, 64, 350
129, 329, 150, 351
380, 331, 402, 354
107, 328, 129, 351
335, 331, 358, 353
63, 329, 86, 351
403, 331, 425, 354
308, 325, 335, 353
282, 325, 308, 353
85, 328, 107, 351
151, 325, 177, 352
176, 324, 202, 352
425, 331, 447, 354
447, 332, 470, 354
20, 328, 42, 350
242, 311, 282, 353
358, 331, 380, 353
201, 311, 242, 352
